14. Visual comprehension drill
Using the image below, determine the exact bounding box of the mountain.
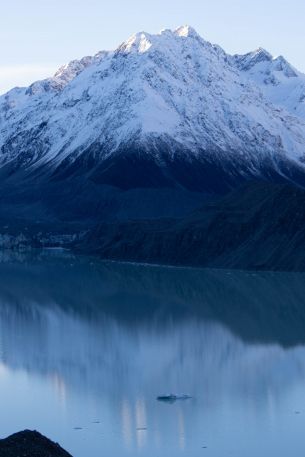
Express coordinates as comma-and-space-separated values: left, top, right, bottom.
233, 48, 305, 120
77, 181, 305, 272
1, 26, 305, 223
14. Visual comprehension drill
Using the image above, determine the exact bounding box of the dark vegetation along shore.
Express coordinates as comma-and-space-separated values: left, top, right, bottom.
0, 430, 72, 457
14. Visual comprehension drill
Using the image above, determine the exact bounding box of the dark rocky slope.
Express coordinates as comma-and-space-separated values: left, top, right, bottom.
78, 181, 305, 271
1, 140, 305, 224
0, 430, 72, 457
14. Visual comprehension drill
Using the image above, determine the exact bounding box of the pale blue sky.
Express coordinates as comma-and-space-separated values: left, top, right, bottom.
1, 0, 305, 93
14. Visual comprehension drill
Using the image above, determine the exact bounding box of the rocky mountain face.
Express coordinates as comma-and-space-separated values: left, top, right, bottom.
233, 48, 305, 120
1, 26, 305, 222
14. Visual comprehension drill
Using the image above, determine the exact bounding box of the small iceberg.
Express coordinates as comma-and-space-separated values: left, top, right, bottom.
157, 394, 192, 403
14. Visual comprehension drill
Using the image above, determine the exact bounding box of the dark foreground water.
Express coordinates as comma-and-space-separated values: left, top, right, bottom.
1, 251, 305, 456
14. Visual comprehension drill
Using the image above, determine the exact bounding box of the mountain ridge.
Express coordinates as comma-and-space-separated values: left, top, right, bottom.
1, 26, 305, 223
2, 26, 305, 169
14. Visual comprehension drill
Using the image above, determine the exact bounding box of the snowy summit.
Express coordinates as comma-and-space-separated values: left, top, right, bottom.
1, 25, 305, 196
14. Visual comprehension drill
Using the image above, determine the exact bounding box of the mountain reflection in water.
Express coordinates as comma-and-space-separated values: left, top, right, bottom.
0, 251, 305, 457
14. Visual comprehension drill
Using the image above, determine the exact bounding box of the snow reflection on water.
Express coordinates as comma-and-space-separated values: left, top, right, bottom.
0, 253, 305, 456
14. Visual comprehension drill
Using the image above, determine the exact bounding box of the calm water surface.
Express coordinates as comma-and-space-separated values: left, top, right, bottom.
1, 251, 305, 456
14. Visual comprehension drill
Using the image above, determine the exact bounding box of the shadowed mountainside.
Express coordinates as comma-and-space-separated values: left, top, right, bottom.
78, 181, 305, 271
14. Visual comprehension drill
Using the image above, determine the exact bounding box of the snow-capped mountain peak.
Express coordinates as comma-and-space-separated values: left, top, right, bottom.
1, 26, 305, 195
117, 25, 201, 55
174, 25, 200, 38
233, 48, 273, 70
233, 46, 305, 119
24, 56, 96, 97
118, 31, 153, 54
234, 48, 298, 79
272, 55, 298, 78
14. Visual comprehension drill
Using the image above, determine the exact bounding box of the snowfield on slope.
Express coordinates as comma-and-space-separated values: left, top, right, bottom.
1, 25, 305, 176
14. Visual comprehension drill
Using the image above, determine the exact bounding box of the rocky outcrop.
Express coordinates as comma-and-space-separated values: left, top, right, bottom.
0, 430, 72, 457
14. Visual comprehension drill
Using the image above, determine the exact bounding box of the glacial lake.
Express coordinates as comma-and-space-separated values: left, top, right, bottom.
1, 251, 305, 456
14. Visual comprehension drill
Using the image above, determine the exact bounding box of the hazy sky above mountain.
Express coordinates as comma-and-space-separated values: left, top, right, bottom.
1, 0, 304, 94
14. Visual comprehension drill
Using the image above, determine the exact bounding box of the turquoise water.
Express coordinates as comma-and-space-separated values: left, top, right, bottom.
0, 251, 305, 456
